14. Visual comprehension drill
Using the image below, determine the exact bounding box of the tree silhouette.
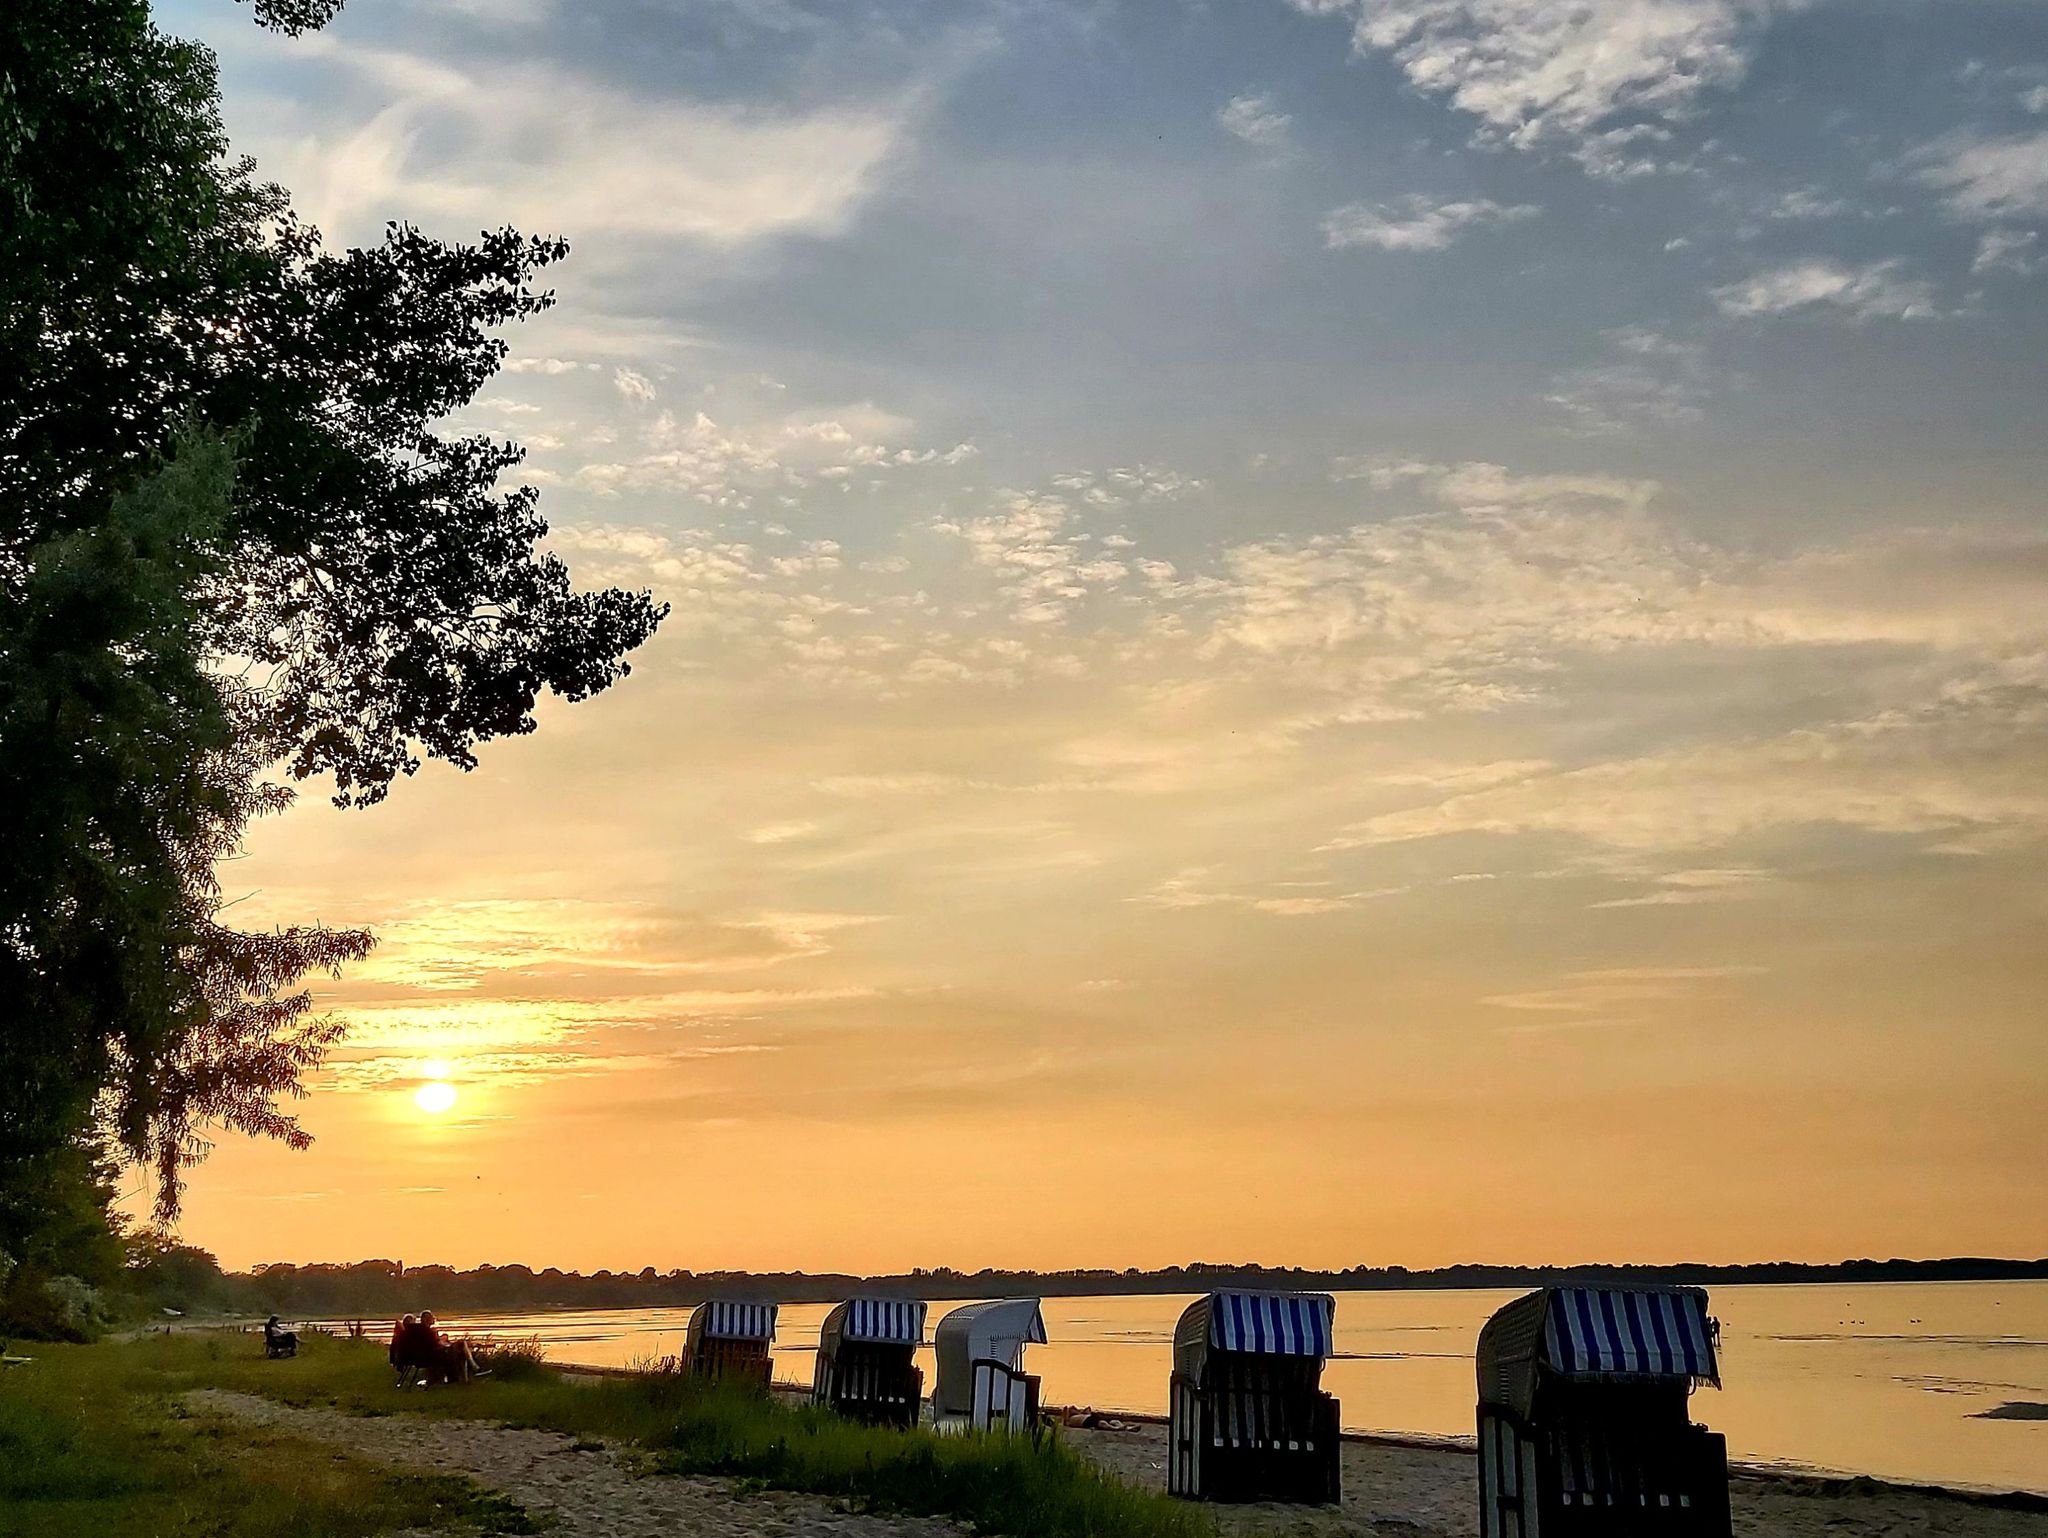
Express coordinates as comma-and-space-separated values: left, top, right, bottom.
0, 0, 665, 1263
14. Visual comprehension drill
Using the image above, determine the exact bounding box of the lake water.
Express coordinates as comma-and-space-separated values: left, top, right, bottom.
367, 1281, 2048, 1496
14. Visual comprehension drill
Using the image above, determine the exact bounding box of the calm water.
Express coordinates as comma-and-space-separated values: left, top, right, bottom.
370, 1281, 2048, 1495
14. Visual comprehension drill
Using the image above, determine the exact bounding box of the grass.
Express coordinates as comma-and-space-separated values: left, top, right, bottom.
0, 1331, 539, 1538
15, 1332, 1213, 1538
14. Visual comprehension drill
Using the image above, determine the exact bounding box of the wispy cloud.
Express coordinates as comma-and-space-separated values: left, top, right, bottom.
1293, 0, 1783, 174
1323, 194, 1538, 251
1712, 260, 1937, 320
1972, 229, 2042, 276
1545, 327, 1712, 434
1218, 91, 1294, 151
251, 33, 919, 247
1915, 128, 2048, 223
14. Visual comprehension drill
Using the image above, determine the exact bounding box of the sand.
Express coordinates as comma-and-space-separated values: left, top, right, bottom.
186, 1387, 2048, 1538
185, 1389, 965, 1538
1063, 1419, 2048, 1538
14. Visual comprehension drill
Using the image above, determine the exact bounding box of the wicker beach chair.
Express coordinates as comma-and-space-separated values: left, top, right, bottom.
813, 1296, 926, 1427
1167, 1290, 1340, 1503
683, 1298, 778, 1388
1476, 1285, 1731, 1538
931, 1298, 1046, 1435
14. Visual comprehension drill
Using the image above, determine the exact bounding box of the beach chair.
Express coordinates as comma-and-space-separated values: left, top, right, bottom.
813, 1296, 927, 1427
931, 1298, 1046, 1435
1476, 1285, 1731, 1538
263, 1318, 299, 1358
684, 1298, 778, 1388
1167, 1290, 1340, 1503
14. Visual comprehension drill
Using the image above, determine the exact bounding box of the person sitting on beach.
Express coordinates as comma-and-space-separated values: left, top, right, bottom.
391, 1313, 436, 1387
263, 1315, 298, 1358
432, 1330, 482, 1386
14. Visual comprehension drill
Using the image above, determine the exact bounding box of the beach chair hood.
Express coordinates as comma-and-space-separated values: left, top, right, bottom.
685, 1298, 779, 1350
819, 1296, 927, 1358
1173, 1290, 1335, 1380
1478, 1285, 1719, 1422
931, 1298, 1047, 1415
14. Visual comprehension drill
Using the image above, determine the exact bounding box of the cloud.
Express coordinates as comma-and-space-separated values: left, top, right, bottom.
1329, 718, 2048, 855
255, 33, 915, 247
1132, 869, 1407, 914
1915, 129, 2048, 223
1972, 228, 2043, 276
1292, 0, 1782, 173
569, 402, 973, 510
1711, 260, 1937, 320
502, 357, 601, 376
1218, 91, 1294, 150
1545, 327, 1712, 434
612, 368, 658, 403
1763, 186, 1856, 221
1586, 867, 1771, 907
1322, 194, 1538, 250
1483, 964, 1761, 1029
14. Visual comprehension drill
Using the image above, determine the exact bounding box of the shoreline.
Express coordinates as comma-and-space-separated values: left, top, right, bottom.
541, 1358, 2048, 1512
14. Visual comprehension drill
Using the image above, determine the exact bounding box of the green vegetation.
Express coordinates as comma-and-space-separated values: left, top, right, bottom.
20, 1331, 1211, 1538
2, 0, 664, 1332
0, 1332, 538, 1538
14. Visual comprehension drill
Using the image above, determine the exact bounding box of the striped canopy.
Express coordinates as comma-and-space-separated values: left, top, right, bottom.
689, 1299, 778, 1343
835, 1297, 927, 1346
1542, 1287, 1717, 1383
1209, 1290, 1336, 1357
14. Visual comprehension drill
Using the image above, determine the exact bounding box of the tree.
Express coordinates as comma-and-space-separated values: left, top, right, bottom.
0, 0, 665, 1256
0, 431, 373, 1229
3, 0, 664, 807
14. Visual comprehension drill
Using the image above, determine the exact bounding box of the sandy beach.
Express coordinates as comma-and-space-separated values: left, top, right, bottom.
187, 1380, 2048, 1538
1065, 1419, 2048, 1538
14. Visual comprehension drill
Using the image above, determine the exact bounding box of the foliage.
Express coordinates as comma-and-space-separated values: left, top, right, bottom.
470, 1337, 553, 1383
0, 0, 663, 1250
0, 1333, 539, 1537
639, 1383, 1211, 1538
0, 432, 372, 1248
2, 0, 665, 808
125, 1232, 231, 1315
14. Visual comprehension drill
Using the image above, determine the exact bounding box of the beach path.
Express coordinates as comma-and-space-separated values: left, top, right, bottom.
184, 1389, 966, 1538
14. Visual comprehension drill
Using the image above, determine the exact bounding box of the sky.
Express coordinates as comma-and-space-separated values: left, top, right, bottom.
156, 0, 2048, 1273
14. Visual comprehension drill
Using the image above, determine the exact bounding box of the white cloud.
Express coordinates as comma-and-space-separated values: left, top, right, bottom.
613, 368, 658, 404
1916, 129, 2048, 223
571, 402, 971, 510
1322, 194, 1539, 250
1545, 327, 1711, 435
1218, 92, 1294, 150
254, 34, 914, 247
1292, 0, 1782, 173
1711, 260, 1937, 320
503, 357, 600, 376
1973, 228, 2042, 276
1763, 186, 1855, 220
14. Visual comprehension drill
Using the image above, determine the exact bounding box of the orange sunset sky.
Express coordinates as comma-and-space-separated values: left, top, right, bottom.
159, 0, 2048, 1272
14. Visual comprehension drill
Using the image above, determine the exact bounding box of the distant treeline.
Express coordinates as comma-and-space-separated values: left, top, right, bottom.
199, 1254, 2048, 1318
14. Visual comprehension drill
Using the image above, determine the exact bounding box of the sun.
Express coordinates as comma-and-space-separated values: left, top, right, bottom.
414, 1080, 459, 1115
